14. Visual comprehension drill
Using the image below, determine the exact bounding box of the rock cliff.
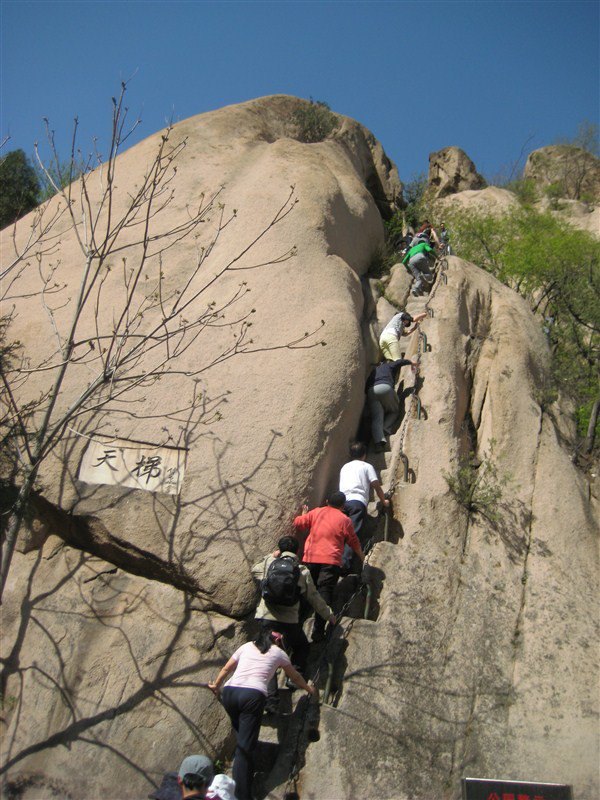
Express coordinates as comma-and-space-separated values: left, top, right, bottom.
524, 144, 600, 202
1, 98, 597, 800
436, 184, 600, 238
428, 147, 487, 198
299, 257, 599, 799
1, 94, 399, 798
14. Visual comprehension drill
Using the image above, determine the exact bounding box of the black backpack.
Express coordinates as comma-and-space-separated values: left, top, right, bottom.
261, 556, 301, 606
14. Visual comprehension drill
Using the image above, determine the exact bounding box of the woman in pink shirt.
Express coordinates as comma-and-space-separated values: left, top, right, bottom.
209, 630, 315, 800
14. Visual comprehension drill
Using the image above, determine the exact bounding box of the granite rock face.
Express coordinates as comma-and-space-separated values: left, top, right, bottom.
298, 258, 599, 800
524, 144, 600, 202
1, 95, 400, 798
428, 146, 487, 198
1, 102, 598, 800
2, 538, 237, 799
1, 95, 400, 616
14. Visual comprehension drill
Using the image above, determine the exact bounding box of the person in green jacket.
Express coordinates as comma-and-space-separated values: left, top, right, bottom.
402, 238, 436, 296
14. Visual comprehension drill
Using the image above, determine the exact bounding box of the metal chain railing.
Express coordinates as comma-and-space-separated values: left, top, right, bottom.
425, 255, 449, 314
281, 520, 384, 798
280, 256, 453, 798
392, 254, 450, 485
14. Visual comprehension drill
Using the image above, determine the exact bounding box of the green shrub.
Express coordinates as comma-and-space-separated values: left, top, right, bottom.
505, 177, 538, 206
294, 99, 338, 143
443, 203, 600, 453
0, 149, 40, 229
444, 453, 509, 522
368, 241, 399, 278
544, 181, 565, 209
403, 173, 428, 229
384, 211, 405, 248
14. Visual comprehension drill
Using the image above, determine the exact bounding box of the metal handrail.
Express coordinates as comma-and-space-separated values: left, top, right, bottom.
322, 660, 335, 706
398, 452, 409, 482
364, 583, 373, 620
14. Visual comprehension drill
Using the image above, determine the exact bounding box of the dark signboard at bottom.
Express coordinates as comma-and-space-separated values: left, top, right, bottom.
462, 777, 573, 800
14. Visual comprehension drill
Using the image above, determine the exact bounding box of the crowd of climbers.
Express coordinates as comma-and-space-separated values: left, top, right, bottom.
156, 223, 447, 800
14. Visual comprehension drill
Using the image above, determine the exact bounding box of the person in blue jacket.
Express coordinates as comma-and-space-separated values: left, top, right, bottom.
367, 358, 418, 451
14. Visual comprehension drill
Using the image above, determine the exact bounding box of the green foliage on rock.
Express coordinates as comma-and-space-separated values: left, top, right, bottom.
444, 452, 509, 522
445, 203, 600, 445
504, 177, 539, 206
384, 210, 404, 246
0, 149, 41, 229
293, 99, 338, 143
403, 172, 428, 228
370, 210, 411, 278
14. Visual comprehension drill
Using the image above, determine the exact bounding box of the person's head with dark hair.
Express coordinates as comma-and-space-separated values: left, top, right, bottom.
400, 312, 414, 327
252, 627, 284, 654
327, 491, 346, 509
349, 442, 367, 461
177, 755, 214, 798
278, 535, 299, 554
252, 627, 273, 654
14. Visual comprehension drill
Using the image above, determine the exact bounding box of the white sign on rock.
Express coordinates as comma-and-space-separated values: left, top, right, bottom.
78, 436, 186, 495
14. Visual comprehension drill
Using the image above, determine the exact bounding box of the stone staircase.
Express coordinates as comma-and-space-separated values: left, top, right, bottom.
253, 267, 443, 799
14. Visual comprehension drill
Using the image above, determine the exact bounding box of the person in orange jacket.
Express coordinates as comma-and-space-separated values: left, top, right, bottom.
294, 491, 365, 641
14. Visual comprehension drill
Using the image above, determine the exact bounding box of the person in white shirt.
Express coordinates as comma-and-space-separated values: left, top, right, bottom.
379, 310, 427, 361
339, 442, 389, 570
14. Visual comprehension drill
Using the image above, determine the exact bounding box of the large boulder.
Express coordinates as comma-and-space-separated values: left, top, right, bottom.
385, 263, 412, 309
428, 146, 487, 198
1, 95, 400, 617
436, 185, 518, 216
524, 144, 600, 202
0, 95, 400, 797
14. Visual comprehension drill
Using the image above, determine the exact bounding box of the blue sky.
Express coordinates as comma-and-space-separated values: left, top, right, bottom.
1, 0, 598, 187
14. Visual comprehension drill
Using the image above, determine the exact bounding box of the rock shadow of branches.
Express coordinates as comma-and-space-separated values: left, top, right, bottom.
0, 548, 235, 794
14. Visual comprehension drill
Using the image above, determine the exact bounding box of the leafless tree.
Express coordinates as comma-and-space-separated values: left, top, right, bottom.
0, 82, 324, 600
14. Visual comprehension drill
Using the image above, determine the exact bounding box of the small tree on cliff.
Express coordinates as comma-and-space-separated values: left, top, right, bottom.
0, 149, 41, 229
0, 83, 323, 600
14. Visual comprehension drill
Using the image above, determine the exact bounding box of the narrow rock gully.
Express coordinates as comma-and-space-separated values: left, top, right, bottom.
253, 260, 449, 800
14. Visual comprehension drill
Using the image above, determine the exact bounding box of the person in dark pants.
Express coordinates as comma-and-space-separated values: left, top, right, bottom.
367, 357, 418, 451
209, 629, 315, 800
252, 536, 336, 712
294, 492, 365, 641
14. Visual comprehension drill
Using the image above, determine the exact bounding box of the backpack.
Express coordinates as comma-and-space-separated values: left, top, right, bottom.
261, 556, 301, 606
